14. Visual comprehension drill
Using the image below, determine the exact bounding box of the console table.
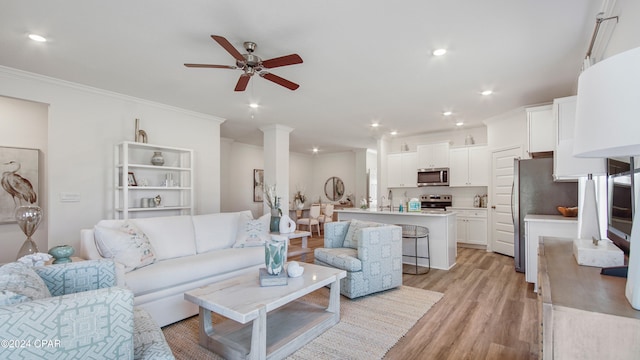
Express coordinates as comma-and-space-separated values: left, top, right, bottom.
538, 237, 640, 359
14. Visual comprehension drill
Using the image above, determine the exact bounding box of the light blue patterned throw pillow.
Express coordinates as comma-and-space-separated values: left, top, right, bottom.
0, 262, 51, 305
343, 219, 384, 249
234, 213, 271, 247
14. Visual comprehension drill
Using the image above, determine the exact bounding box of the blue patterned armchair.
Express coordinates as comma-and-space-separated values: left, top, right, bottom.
0, 259, 173, 360
314, 220, 403, 299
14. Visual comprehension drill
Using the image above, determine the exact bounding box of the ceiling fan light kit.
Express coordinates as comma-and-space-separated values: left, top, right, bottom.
185, 35, 303, 92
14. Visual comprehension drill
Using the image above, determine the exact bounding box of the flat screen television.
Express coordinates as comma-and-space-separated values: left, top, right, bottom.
607, 158, 635, 255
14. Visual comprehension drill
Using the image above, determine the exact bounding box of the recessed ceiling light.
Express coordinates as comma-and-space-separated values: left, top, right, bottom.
455, 121, 464, 126
28, 34, 47, 42
371, 123, 379, 128
312, 147, 319, 153
390, 131, 398, 135
443, 111, 453, 116
433, 49, 447, 56
249, 103, 259, 108
481, 90, 493, 96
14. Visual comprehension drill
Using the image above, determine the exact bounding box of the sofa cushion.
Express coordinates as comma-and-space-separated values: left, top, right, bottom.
314, 248, 362, 272
0, 262, 51, 305
193, 211, 251, 253
132, 216, 196, 260
343, 219, 384, 249
124, 247, 264, 296
94, 221, 157, 273
233, 212, 271, 248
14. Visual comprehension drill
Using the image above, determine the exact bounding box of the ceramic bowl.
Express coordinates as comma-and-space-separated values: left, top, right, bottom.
49, 245, 75, 263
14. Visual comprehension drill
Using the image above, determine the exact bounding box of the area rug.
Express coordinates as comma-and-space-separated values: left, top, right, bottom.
162, 285, 443, 360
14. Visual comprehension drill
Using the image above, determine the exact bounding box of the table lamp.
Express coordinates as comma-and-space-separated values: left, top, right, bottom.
573, 46, 640, 309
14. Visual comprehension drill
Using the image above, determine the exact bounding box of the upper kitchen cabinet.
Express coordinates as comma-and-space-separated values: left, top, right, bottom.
417, 142, 450, 169
387, 152, 417, 188
553, 96, 605, 179
449, 146, 489, 187
526, 104, 554, 155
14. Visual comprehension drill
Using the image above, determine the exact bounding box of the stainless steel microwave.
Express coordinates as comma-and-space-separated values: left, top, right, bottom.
417, 168, 449, 186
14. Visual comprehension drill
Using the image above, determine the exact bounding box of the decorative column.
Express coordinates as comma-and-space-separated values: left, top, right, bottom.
260, 124, 293, 216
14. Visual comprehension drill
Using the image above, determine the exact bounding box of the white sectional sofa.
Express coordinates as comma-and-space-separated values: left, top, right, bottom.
80, 211, 265, 327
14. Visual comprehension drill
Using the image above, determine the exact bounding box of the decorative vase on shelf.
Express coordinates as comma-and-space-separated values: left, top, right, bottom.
15, 206, 42, 260
151, 151, 165, 166
270, 209, 281, 232
264, 235, 288, 275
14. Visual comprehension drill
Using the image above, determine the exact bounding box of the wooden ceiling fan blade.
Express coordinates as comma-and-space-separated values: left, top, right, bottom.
184, 63, 237, 69
211, 35, 245, 62
260, 72, 299, 90
261, 54, 303, 69
235, 74, 251, 92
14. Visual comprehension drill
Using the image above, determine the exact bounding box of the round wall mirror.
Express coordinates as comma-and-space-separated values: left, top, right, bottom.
324, 176, 345, 201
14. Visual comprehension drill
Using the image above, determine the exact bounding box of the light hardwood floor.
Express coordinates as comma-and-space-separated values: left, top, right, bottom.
292, 233, 539, 360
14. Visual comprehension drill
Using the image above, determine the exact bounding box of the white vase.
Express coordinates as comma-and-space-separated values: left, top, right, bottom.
279, 214, 296, 233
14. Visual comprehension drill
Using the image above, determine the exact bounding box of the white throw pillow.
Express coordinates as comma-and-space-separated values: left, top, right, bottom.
233, 213, 271, 248
94, 221, 157, 272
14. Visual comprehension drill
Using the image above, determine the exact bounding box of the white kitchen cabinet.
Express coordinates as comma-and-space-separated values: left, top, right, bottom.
115, 141, 194, 219
417, 142, 449, 169
526, 104, 554, 154
449, 146, 489, 187
552, 96, 606, 179
387, 152, 417, 188
451, 208, 487, 246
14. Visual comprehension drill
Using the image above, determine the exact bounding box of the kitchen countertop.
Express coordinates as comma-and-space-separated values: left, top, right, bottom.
524, 214, 578, 223
447, 206, 488, 211
335, 208, 455, 217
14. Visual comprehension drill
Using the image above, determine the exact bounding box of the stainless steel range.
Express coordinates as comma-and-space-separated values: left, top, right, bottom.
420, 194, 452, 210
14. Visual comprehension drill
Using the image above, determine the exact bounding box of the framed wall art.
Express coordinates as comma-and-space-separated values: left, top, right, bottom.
253, 169, 264, 202
0, 146, 39, 223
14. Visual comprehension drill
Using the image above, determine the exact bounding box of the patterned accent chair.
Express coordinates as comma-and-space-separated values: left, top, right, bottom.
0, 259, 174, 360
314, 220, 403, 299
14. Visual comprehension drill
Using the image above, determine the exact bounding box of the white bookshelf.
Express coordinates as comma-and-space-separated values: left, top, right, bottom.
115, 141, 193, 219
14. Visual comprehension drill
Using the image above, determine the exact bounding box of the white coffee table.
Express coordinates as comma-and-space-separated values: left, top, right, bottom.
184, 263, 346, 360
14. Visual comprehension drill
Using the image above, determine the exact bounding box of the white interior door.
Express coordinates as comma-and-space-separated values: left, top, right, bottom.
490, 146, 522, 256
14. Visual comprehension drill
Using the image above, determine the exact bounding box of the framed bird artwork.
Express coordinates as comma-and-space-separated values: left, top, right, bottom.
0, 146, 39, 224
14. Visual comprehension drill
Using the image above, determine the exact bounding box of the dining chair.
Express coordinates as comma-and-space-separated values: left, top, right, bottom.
319, 203, 334, 233
296, 204, 321, 236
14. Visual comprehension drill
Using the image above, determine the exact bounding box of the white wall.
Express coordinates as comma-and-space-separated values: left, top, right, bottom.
388, 125, 487, 153
0, 96, 48, 261
0, 67, 223, 263
312, 151, 357, 204
603, 0, 640, 59
220, 140, 315, 218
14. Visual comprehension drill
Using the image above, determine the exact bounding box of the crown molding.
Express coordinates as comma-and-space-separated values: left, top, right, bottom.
0, 65, 226, 124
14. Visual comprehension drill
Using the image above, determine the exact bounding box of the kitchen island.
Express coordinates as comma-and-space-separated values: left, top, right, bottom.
336, 209, 457, 270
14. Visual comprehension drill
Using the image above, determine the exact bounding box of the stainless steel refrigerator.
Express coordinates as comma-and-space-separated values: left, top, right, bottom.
512, 157, 578, 272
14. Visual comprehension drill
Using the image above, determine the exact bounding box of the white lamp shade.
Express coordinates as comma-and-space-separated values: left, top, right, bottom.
574, 46, 640, 158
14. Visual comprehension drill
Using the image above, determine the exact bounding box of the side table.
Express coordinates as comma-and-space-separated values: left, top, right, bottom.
271, 230, 312, 261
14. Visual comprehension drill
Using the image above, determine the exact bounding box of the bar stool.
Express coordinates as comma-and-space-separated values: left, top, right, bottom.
397, 224, 430, 275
